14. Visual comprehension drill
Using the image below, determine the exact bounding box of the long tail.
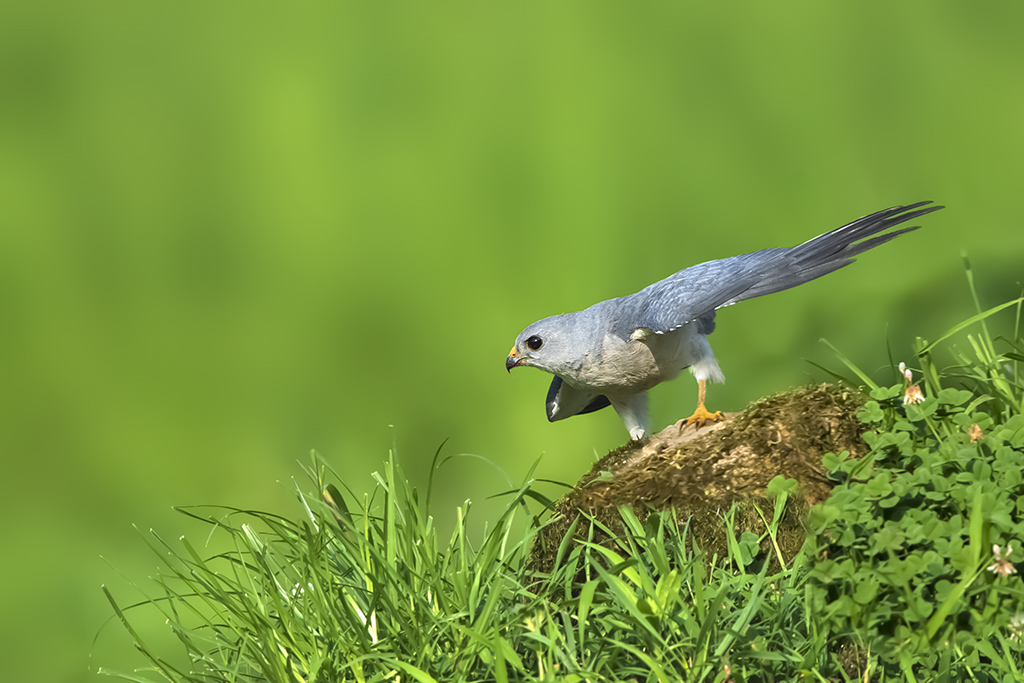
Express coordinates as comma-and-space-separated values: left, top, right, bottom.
724, 201, 943, 304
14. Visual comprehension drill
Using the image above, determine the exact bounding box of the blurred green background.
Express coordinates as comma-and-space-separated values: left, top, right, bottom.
1, 2, 1022, 680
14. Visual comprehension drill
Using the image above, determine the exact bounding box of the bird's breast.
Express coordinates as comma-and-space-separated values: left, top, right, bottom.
569, 324, 707, 393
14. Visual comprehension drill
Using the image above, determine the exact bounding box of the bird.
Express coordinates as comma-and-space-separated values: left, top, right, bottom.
505, 201, 943, 440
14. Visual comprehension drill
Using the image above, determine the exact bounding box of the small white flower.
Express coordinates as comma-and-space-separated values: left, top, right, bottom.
988, 544, 1017, 578
1010, 612, 1024, 642
898, 362, 913, 382
903, 384, 924, 404
968, 423, 983, 443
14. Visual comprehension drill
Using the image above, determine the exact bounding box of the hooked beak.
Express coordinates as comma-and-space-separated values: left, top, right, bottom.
506, 346, 521, 372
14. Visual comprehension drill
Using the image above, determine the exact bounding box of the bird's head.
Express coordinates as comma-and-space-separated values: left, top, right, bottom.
506, 313, 581, 376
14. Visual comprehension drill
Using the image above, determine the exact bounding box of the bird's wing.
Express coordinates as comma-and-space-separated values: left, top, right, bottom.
626, 201, 942, 335
545, 376, 610, 421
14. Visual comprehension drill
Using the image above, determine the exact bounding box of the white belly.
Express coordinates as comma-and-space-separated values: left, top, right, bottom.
575, 322, 725, 395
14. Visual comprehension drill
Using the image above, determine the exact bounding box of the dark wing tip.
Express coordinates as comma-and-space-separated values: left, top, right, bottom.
545, 377, 563, 421
545, 376, 611, 421
579, 395, 612, 415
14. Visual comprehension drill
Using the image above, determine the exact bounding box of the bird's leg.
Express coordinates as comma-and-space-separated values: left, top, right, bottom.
680, 379, 723, 430
611, 393, 649, 441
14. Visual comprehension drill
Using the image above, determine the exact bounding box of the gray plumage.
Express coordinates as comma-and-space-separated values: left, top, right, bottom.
506, 201, 943, 439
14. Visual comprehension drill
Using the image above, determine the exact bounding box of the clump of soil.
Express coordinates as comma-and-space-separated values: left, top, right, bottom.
530, 383, 867, 575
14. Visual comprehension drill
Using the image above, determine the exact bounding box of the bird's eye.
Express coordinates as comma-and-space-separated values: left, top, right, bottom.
527, 335, 543, 351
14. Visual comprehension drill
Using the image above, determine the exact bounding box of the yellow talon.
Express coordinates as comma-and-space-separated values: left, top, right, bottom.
683, 403, 723, 429
680, 379, 723, 430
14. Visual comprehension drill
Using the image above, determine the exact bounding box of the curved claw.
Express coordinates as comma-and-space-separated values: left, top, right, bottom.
680, 403, 723, 430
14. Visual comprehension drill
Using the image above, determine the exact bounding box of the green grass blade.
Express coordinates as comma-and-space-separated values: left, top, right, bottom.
916, 298, 1024, 356
818, 339, 880, 390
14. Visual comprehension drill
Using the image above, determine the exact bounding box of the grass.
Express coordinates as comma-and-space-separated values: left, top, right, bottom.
101, 279, 1024, 682
102, 456, 828, 682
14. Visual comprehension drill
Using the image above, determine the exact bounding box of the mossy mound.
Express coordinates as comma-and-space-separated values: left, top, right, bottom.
531, 383, 867, 575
